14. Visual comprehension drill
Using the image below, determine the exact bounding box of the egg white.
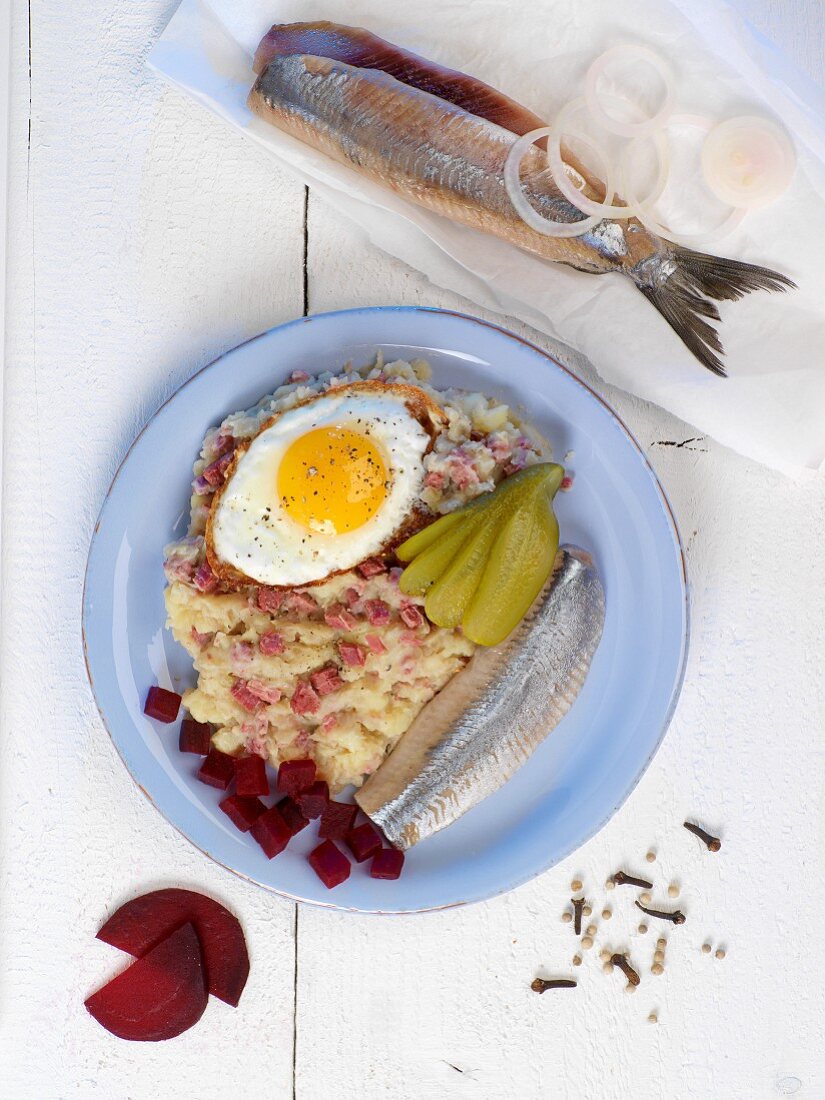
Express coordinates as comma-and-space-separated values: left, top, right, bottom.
210, 389, 432, 586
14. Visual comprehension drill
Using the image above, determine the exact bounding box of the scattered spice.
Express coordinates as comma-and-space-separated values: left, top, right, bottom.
572, 954, 582, 967
625, 982, 637, 994
648, 1012, 658, 1023
657, 937, 667, 949
581, 935, 594, 950
646, 851, 656, 863
635, 900, 686, 925
602, 908, 612, 920
638, 923, 648, 935
602, 961, 614, 975
561, 911, 573, 924
605, 877, 616, 891
572, 897, 585, 936
531, 978, 577, 994
598, 949, 611, 962
586, 923, 597, 936
715, 948, 726, 960
667, 883, 680, 898
651, 962, 664, 976
640, 892, 652, 906
583, 904, 593, 917
570, 878, 583, 892
683, 821, 721, 852
613, 871, 654, 890
702, 943, 712, 955
653, 950, 665, 964
611, 954, 641, 986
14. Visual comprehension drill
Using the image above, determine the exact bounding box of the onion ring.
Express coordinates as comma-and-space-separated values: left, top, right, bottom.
700, 115, 796, 209
585, 45, 675, 138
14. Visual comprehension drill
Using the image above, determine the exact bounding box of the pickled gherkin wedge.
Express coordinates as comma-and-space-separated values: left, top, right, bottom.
425, 516, 501, 628
398, 512, 484, 596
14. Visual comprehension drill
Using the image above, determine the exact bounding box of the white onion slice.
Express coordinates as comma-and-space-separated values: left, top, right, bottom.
585, 45, 675, 138
701, 115, 796, 209
503, 126, 613, 237
547, 97, 669, 220
621, 114, 747, 247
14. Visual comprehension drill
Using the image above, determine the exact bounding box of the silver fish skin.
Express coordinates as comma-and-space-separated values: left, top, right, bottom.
355, 546, 605, 849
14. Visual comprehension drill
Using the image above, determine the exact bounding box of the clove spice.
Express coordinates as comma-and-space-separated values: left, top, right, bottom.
683, 821, 721, 852
613, 871, 654, 890
635, 899, 686, 925
572, 897, 585, 936
610, 953, 641, 986
531, 978, 577, 994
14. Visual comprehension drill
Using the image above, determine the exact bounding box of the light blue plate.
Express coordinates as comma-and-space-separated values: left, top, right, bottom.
83, 307, 688, 913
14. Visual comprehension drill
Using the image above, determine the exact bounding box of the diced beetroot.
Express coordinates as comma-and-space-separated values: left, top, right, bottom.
296, 780, 329, 819
370, 847, 406, 880
342, 586, 362, 608
364, 632, 387, 655
277, 758, 316, 797
202, 450, 234, 487
400, 605, 425, 629
308, 840, 351, 890
257, 587, 285, 613
179, 718, 212, 755
231, 680, 264, 713
246, 679, 282, 705
197, 748, 236, 790
85, 922, 207, 1041
357, 557, 387, 578
318, 800, 359, 840
193, 560, 218, 593
97, 889, 248, 1007
234, 755, 269, 797
259, 630, 285, 656
324, 604, 357, 631
364, 599, 391, 626
284, 590, 319, 617
290, 680, 320, 716
219, 793, 266, 832
338, 642, 366, 667
346, 821, 384, 863
276, 796, 310, 836
250, 805, 291, 859
144, 686, 181, 724
310, 664, 343, 697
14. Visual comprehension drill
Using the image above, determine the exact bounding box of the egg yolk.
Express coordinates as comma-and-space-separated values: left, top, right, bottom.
278, 426, 388, 534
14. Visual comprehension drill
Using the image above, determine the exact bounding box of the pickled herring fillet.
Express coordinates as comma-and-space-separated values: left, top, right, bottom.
355, 546, 605, 848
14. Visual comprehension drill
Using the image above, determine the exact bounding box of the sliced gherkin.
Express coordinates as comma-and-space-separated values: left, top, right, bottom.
396, 510, 465, 562
398, 512, 483, 596
424, 516, 501, 628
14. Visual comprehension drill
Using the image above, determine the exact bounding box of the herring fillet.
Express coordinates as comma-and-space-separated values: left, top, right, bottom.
248, 50, 794, 377
355, 546, 605, 849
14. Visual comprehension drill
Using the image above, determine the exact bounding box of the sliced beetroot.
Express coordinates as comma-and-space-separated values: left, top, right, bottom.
144, 686, 182, 723
346, 821, 383, 863
296, 780, 329, 820
370, 848, 405, 880
318, 800, 358, 840
250, 805, 292, 859
276, 796, 310, 836
97, 890, 248, 1008
86, 922, 206, 1041
219, 793, 266, 832
234, 754, 269, 797
197, 748, 235, 790
308, 840, 351, 889
179, 718, 212, 755
277, 758, 316, 797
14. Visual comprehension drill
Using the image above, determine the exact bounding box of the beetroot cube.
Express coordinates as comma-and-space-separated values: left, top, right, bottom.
219, 794, 266, 832
234, 755, 269, 797
179, 718, 212, 755
251, 805, 291, 859
370, 848, 405, 880
308, 840, 351, 889
296, 780, 329, 820
276, 796, 310, 837
277, 758, 316, 797
318, 800, 358, 840
346, 821, 383, 863
144, 686, 182, 723
197, 748, 235, 790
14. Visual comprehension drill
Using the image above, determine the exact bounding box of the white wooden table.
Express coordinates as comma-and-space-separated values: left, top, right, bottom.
3, 2, 824, 1097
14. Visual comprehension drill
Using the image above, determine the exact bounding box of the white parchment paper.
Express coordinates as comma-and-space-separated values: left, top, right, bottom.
149, 0, 825, 476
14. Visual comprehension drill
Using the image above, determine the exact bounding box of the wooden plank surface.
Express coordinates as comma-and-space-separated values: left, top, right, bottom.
2, 1, 824, 1097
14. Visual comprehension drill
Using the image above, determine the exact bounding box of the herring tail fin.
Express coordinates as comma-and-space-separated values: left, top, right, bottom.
637, 246, 796, 377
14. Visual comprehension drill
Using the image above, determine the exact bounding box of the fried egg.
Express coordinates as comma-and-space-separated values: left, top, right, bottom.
206, 381, 445, 587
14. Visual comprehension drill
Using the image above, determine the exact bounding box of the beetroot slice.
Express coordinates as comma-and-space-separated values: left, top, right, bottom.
250, 805, 292, 858
219, 794, 266, 832
296, 780, 329, 820
85, 922, 206, 1041
370, 848, 405, 880
197, 748, 235, 790
144, 686, 182, 723
97, 889, 249, 1008
276, 796, 310, 836
308, 840, 351, 889
179, 718, 212, 755
346, 821, 383, 863
277, 758, 316, 797
318, 800, 358, 840
234, 754, 269, 797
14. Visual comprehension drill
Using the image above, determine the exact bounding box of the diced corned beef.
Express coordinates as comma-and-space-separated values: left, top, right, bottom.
399, 605, 425, 629
285, 591, 319, 617
192, 474, 213, 496
423, 470, 444, 489
246, 679, 282, 705
289, 369, 311, 382
400, 631, 424, 647
257, 587, 285, 613
201, 450, 234, 488
259, 630, 285, 656
164, 556, 196, 583
447, 451, 479, 491
338, 642, 366, 667
290, 680, 320, 716
357, 557, 387, 579
324, 604, 357, 631
320, 713, 338, 733
487, 432, 513, 462
231, 680, 264, 713
342, 586, 362, 608
230, 641, 254, 667
310, 665, 343, 697
190, 626, 213, 648
144, 686, 181, 723
193, 561, 218, 593
364, 633, 387, 655
388, 566, 403, 587
211, 432, 236, 458
364, 599, 391, 626
560, 474, 574, 491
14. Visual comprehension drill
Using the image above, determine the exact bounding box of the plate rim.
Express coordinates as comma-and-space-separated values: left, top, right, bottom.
82, 305, 690, 914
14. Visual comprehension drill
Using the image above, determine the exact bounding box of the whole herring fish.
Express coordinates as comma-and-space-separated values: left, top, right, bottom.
355, 546, 605, 849
248, 37, 794, 376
